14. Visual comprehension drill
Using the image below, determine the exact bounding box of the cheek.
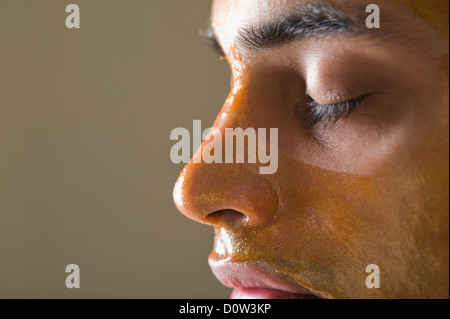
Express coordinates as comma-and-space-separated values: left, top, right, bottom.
222, 152, 420, 298
226, 146, 447, 298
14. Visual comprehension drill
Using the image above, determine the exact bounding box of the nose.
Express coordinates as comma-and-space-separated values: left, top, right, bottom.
173, 97, 279, 228
173, 160, 279, 227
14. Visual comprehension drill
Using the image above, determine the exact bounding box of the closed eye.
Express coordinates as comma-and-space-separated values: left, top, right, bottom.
305, 94, 370, 128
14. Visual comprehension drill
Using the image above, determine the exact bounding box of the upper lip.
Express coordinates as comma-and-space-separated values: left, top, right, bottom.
208, 257, 327, 298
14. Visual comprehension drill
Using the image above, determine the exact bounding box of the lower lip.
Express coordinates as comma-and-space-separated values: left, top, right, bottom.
231, 288, 321, 300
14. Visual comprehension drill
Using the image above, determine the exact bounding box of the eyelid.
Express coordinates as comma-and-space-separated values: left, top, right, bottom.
313, 94, 370, 108
305, 94, 370, 128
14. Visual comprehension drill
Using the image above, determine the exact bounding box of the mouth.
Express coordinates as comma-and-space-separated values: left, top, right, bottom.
208, 257, 326, 299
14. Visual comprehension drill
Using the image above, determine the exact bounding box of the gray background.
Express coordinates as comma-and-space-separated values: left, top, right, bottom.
0, 0, 231, 298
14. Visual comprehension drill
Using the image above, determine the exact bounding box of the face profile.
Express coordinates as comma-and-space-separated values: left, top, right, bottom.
173, 0, 449, 299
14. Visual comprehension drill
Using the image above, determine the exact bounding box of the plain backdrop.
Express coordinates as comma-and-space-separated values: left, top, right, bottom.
0, 0, 231, 298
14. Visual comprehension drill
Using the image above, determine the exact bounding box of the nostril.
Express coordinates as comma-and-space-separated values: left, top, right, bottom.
206, 210, 248, 226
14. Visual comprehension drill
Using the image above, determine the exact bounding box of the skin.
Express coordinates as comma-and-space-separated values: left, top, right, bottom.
174, 0, 449, 298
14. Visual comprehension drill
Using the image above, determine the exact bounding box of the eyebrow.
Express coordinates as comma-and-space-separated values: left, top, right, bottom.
204, 1, 364, 55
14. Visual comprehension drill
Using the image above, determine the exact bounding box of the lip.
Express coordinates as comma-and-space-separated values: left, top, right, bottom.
208, 258, 326, 299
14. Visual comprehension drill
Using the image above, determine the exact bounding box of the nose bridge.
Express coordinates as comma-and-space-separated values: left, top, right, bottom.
173, 62, 280, 226
212, 48, 253, 134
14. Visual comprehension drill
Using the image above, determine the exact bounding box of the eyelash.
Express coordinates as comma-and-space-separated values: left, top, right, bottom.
305, 95, 369, 128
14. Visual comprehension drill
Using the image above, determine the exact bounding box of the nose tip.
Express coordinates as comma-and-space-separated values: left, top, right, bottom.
173, 162, 279, 227
174, 174, 249, 227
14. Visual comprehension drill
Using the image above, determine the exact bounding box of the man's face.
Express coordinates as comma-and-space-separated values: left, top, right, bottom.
174, 0, 449, 298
